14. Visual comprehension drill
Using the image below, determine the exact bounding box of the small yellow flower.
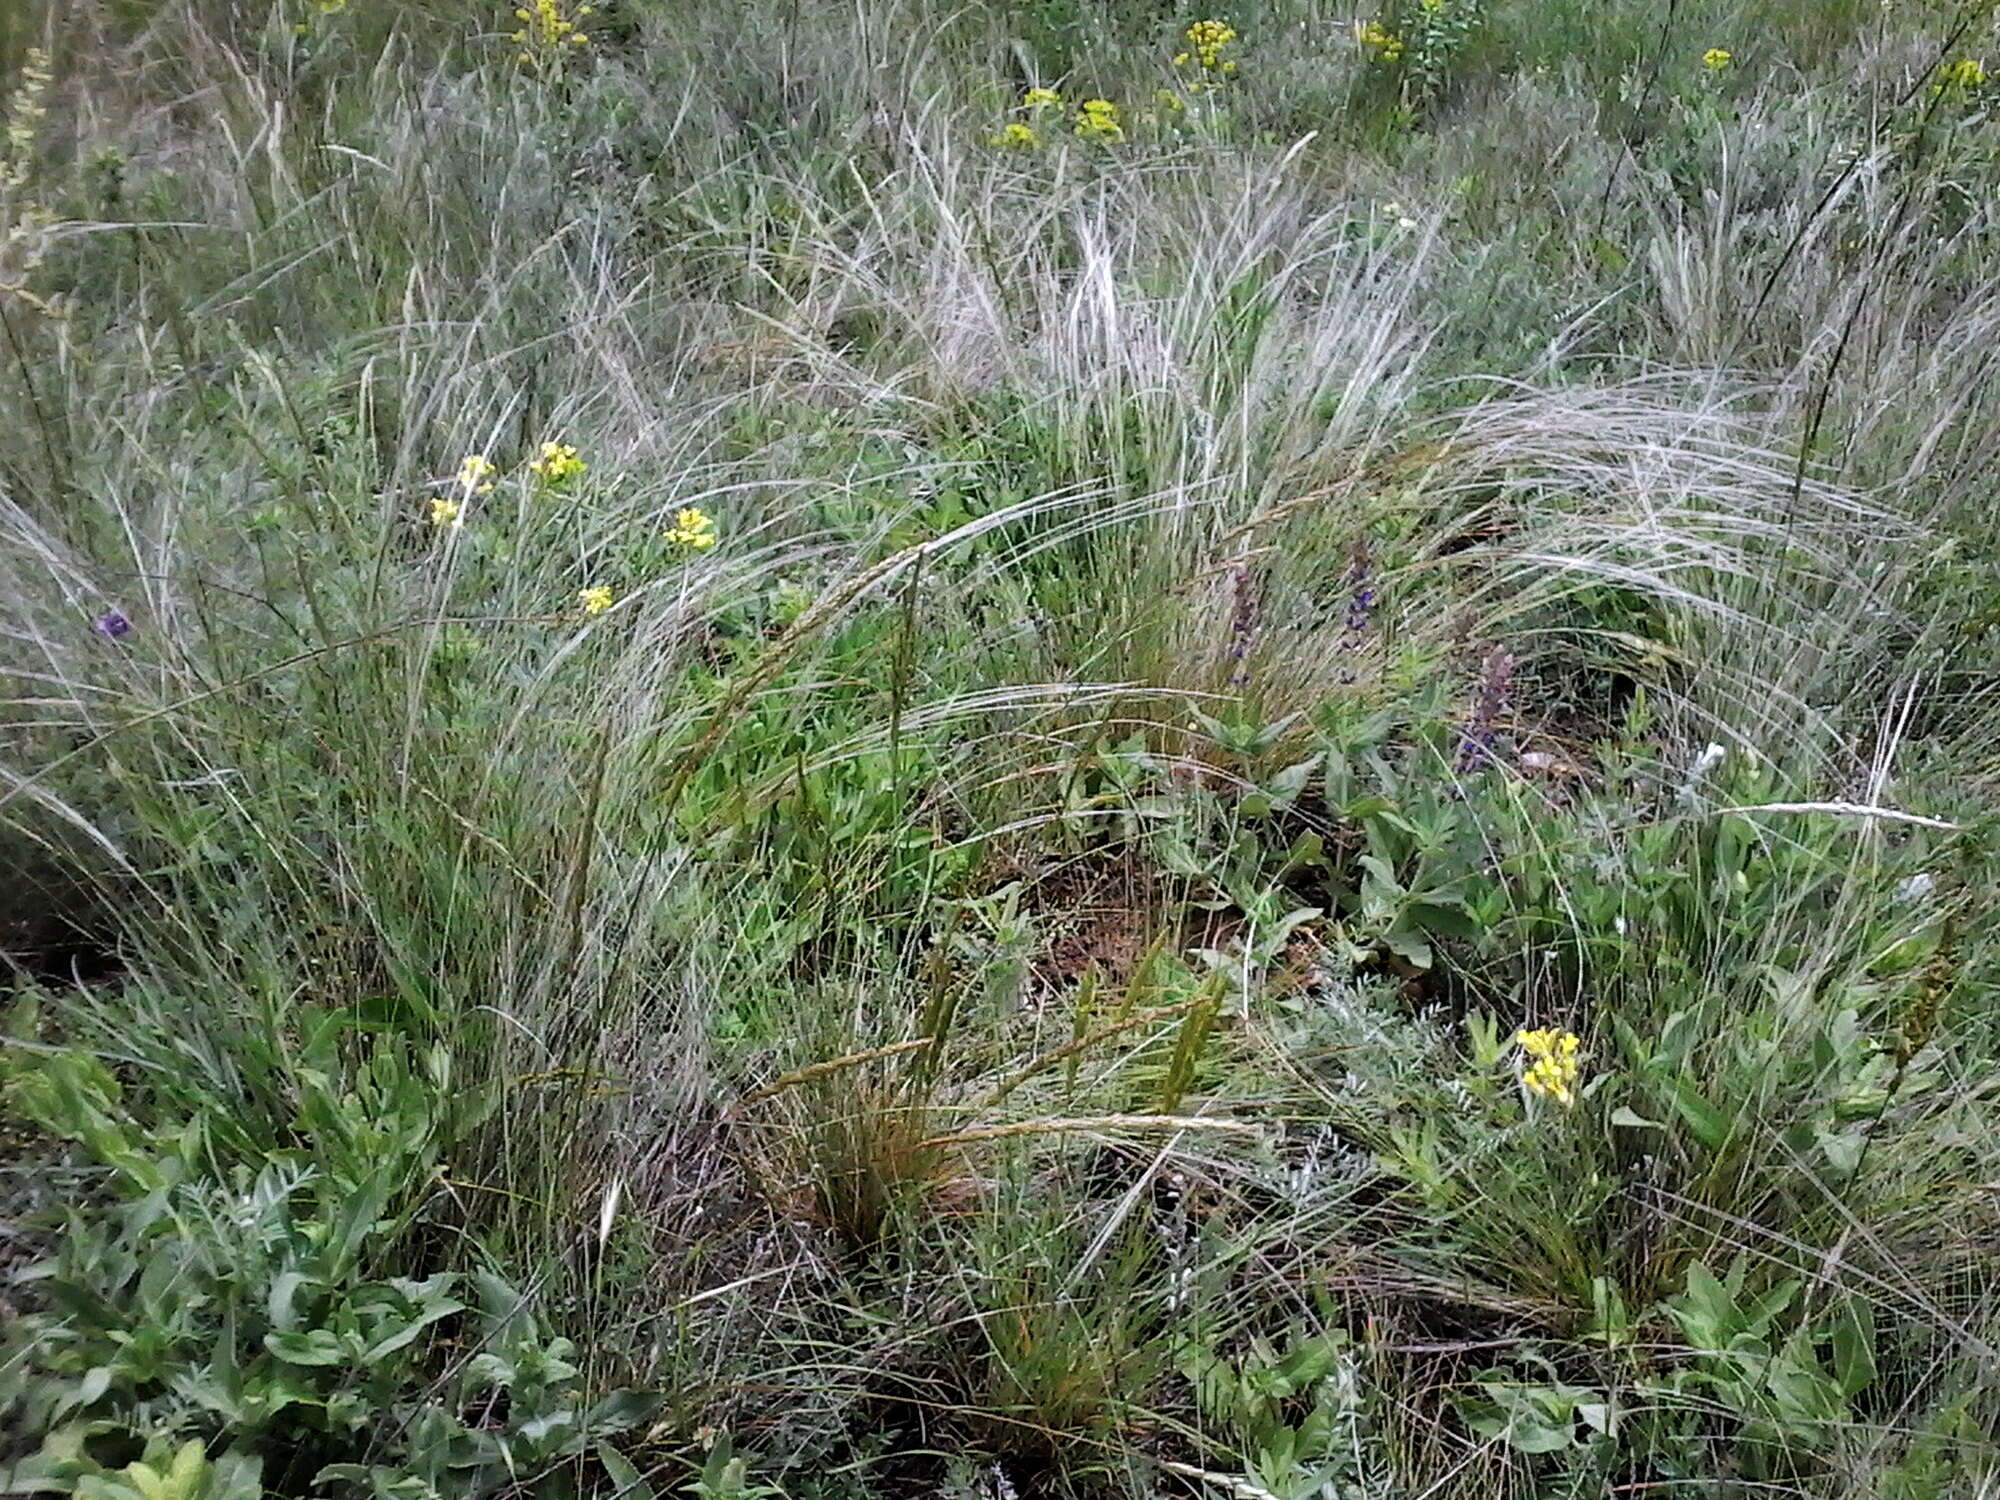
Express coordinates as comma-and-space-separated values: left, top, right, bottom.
511, 0, 592, 69
314, 0, 348, 12
1181, 19, 1238, 72
667, 506, 718, 549
429, 496, 464, 529
1936, 56, 1986, 92
457, 454, 498, 495
1156, 88, 1185, 112
1022, 87, 1062, 110
1073, 98, 1124, 143
527, 440, 586, 484
991, 122, 1040, 148
1359, 21, 1404, 62
577, 585, 614, 616
1701, 47, 1732, 71
1516, 1028, 1584, 1107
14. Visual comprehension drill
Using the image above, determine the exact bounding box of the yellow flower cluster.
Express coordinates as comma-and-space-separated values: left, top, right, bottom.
991, 121, 1040, 148
1517, 1028, 1583, 1107
1701, 47, 1732, 71
1022, 87, 1063, 110
457, 454, 498, 496
528, 440, 586, 484
1176, 19, 1238, 73
667, 506, 718, 549
510, 0, 593, 68
577, 585, 615, 616
1937, 56, 1987, 92
429, 496, 465, 529
1073, 98, 1124, 143
1359, 21, 1404, 63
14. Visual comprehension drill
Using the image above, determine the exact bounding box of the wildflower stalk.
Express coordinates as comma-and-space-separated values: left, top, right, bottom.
1456, 645, 1513, 771
1225, 563, 1260, 688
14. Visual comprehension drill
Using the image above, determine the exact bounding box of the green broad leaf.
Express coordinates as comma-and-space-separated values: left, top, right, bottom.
314, 1466, 442, 1500
1357, 854, 1402, 891
360, 1294, 465, 1367
1742, 1278, 1800, 1340
1815, 1126, 1866, 1176
1676, 1263, 1737, 1351
1266, 758, 1316, 805
595, 1444, 657, 1500
267, 1270, 315, 1333
584, 1389, 664, 1435
207, 1451, 263, 1500
1587, 1275, 1630, 1348
1406, 901, 1479, 939
1666, 1078, 1733, 1151
1156, 833, 1211, 878
1831, 1298, 1877, 1398
264, 1329, 347, 1367
163, 1441, 205, 1500
235, 1367, 326, 1424
1379, 928, 1433, 970
1270, 1334, 1343, 1395
1280, 831, 1326, 874
68, 1366, 114, 1414
1506, 1416, 1578, 1454
1576, 1401, 1614, 1435
516, 1408, 581, 1452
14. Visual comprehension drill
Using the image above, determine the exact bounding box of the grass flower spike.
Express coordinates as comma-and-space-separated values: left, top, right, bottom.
528, 441, 586, 484
667, 506, 718, 549
577, 585, 614, 616
2, 48, 54, 194
1516, 1028, 1583, 1107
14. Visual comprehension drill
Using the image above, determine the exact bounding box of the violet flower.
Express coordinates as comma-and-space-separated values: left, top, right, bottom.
1226, 564, 1260, 688
1341, 557, 1375, 643
1456, 645, 1514, 771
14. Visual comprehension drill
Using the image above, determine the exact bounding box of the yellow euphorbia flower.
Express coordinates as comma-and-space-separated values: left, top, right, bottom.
457, 454, 497, 495
528, 441, 586, 484
667, 507, 718, 549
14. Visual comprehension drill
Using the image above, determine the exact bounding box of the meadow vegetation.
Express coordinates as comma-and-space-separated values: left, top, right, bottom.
2, 0, 1999, 1495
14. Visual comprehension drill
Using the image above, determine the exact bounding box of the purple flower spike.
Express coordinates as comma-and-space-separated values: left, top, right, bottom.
1456, 645, 1514, 772
94, 611, 131, 639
